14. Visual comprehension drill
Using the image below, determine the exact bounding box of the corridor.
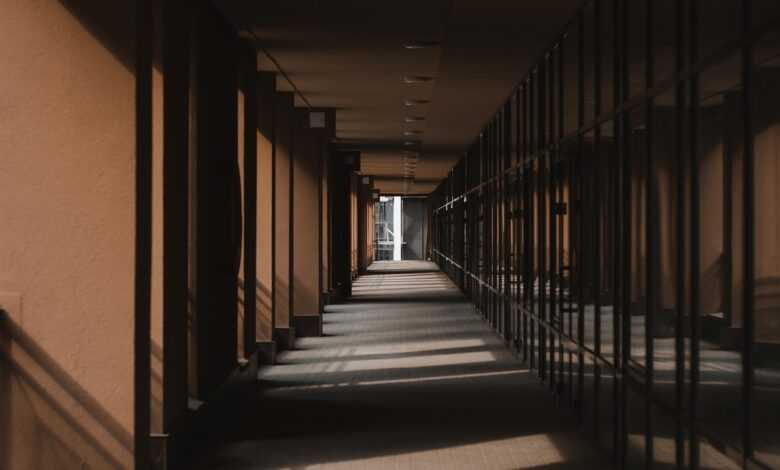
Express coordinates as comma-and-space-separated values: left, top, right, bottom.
188, 262, 609, 469
5, 1, 780, 468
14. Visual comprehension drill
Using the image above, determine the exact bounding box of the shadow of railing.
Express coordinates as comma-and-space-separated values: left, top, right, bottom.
0, 310, 133, 469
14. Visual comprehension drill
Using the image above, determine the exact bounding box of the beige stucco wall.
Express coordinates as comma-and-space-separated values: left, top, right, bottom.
0, 1, 136, 469
321, 146, 330, 293
293, 121, 322, 317
274, 93, 293, 328
151, 57, 165, 436
698, 105, 727, 317
754, 116, 780, 342
350, 174, 359, 276
256, 78, 275, 341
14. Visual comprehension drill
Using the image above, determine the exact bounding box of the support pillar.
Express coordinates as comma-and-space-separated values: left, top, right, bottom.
330, 150, 360, 300
191, 5, 240, 398
255, 72, 277, 357
273, 92, 295, 350
292, 109, 335, 337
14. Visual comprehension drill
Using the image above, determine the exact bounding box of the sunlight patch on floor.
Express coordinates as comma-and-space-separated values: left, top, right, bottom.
281, 338, 489, 360
259, 351, 499, 378
627, 434, 740, 469
278, 433, 570, 470
262, 369, 529, 392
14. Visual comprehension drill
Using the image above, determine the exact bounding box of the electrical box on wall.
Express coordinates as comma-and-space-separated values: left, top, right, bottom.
309, 111, 326, 128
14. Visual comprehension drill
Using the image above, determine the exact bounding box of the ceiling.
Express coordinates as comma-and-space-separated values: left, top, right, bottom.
216, 0, 581, 195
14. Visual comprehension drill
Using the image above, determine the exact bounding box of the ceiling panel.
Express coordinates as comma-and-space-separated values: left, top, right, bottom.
216, 0, 580, 195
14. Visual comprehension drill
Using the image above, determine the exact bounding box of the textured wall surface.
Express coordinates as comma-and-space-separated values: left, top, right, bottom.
274, 93, 293, 329
293, 119, 322, 318
256, 76, 275, 341
0, 1, 136, 468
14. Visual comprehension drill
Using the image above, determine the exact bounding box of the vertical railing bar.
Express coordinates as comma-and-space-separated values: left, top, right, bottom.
673, 0, 686, 466
577, 7, 586, 425
539, 62, 548, 381
611, 0, 622, 457
558, 40, 567, 392
531, 74, 538, 371
741, 0, 755, 461
688, 0, 700, 467
516, 89, 523, 351
593, 0, 603, 441
506, 103, 513, 342
549, 50, 558, 391
620, 0, 632, 465
645, 0, 656, 466
524, 82, 531, 362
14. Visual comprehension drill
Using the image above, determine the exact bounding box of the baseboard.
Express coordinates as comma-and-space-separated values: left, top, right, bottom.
273, 327, 296, 351
294, 315, 322, 337
327, 285, 349, 303
755, 341, 780, 367
255, 340, 277, 365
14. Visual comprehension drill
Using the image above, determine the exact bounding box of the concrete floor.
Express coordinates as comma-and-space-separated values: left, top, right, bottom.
189, 261, 611, 469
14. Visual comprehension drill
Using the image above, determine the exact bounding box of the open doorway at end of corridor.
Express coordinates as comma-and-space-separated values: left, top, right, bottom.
374, 196, 428, 261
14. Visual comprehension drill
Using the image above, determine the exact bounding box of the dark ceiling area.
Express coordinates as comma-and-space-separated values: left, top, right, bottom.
216, 0, 581, 195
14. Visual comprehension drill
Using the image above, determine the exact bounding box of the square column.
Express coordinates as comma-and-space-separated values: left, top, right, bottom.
292, 109, 335, 337
273, 92, 295, 349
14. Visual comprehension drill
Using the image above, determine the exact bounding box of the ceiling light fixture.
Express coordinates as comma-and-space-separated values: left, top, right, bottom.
403, 40, 441, 49
404, 116, 426, 123
403, 141, 420, 147
403, 76, 435, 84
403, 130, 423, 136
404, 99, 430, 107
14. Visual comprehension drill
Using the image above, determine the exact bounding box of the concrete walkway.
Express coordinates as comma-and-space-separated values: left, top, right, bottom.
190, 261, 611, 469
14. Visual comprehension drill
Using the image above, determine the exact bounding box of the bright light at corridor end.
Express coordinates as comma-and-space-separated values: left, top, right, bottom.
393, 196, 402, 261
